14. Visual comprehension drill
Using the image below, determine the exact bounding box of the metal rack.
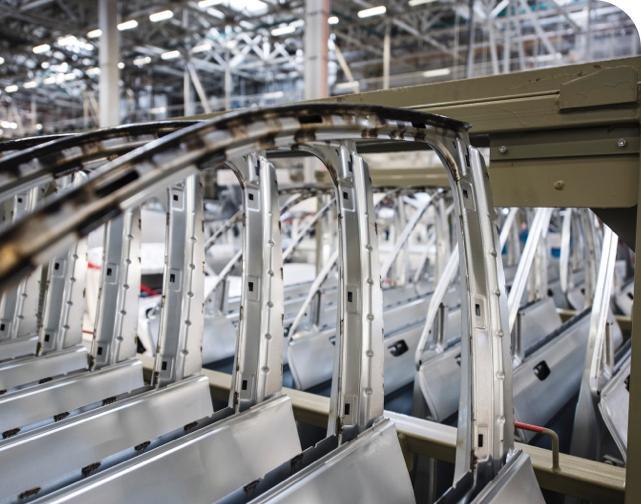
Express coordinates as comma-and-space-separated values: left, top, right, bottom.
0, 56, 637, 502
187, 55, 641, 503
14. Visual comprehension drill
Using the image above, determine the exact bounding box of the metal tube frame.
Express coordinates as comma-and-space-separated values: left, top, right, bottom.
0, 104, 514, 490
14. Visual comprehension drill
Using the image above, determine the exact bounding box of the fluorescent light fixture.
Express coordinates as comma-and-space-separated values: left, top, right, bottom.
422, 68, 451, 78
263, 90, 284, 99
57, 34, 78, 46
0, 120, 17, 129
206, 7, 225, 19
117, 19, 138, 31
23, 80, 37, 89
357, 6, 386, 18
149, 10, 173, 22
63, 72, 76, 81
161, 50, 180, 60
271, 24, 296, 36
133, 55, 152, 66
328, 16, 339, 25
239, 20, 254, 30
335, 81, 359, 90
0, 57, 4, 65
408, 0, 437, 6
232, 0, 267, 15
87, 28, 102, 38
4, 84, 18, 93
534, 52, 562, 62
198, 0, 223, 7
43, 75, 57, 85
86, 67, 101, 76
32, 43, 51, 54
192, 42, 212, 53
150, 106, 167, 114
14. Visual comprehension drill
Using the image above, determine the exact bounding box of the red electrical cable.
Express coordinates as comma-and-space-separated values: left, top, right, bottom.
86, 261, 159, 296
514, 421, 545, 434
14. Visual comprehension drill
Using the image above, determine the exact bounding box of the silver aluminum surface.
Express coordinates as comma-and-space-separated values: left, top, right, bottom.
0, 104, 510, 486
91, 209, 141, 367
288, 294, 430, 391
417, 342, 462, 422
0, 335, 38, 362
0, 374, 213, 503
599, 353, 630, 460
153, 174, 205, 385
514, 297, 562, 363
0, 358, 143, 436
513, 314, 590, 441
34, 394, 301, 504
305, 142, 385, 434
0, 345, 88, 392
507, 208, 553, 334
250, 419, 415, 504
572, 226, 625, 460
0, 188, 41, 340
228, 155, 284, 409
470, 450, 544, 503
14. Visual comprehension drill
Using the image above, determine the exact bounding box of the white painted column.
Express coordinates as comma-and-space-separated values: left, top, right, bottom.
98, 0, 120, 127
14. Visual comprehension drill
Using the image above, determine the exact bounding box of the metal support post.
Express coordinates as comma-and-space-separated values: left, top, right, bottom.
91, 209, 141, 368
153, 174, 205, 385
229, 154, 284, 410
98, 0, 120, 127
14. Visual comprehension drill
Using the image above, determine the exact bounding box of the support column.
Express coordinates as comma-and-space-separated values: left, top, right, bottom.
304, 0, 329, 101
99, 0, 120, 127
466, 0, 476, 78
625, 138, 641, 503
183, 11, 195, 116
303, 0, 329, 184
383, 22, 391, 90
224, 57, 232, 111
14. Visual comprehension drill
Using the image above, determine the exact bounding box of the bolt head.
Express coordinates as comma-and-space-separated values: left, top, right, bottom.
617, 138, 627, 148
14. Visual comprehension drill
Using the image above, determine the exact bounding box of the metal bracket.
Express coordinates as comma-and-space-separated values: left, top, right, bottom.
0, 188, 42, 342
91, 208, 142, 368
38, 176, 87, 354
153, 173, 205, 386
228, 153, 284, 410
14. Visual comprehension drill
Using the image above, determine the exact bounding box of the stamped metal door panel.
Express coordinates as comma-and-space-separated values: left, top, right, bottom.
516, 297, 562, 357
599, 355, 630, 459
0, 375, 213, 503
468, 450, 544, 504
417, 344, 461, 422
249, 419, 415, 504
33, 395, 301, 504
513, 315, 590, 440
0, 345, 88, 392
0, 358, 144, 436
